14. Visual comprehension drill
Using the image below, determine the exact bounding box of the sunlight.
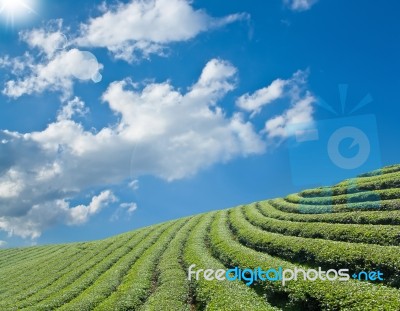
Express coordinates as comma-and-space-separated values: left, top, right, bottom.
0, 0, 37, 24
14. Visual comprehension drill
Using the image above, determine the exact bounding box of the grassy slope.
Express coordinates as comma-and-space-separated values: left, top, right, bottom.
0, 164, 400, 310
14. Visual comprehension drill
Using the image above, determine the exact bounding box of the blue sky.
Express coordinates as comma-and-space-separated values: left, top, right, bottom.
0, 0, 399, 247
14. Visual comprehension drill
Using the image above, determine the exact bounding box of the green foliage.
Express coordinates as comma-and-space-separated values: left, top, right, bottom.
229, 207, 400, 287
140, 217, 200, 311
93, 220, 185, 311
0, 244, 87, 302
243, 204, 400, 246
271, 197, 400, 213
209, 209, 400, 311
286, 188, 400, 206
300, 171, 400, 198
261, 201, 400, 225
183, 212, 276, 311
1, 227, 155, 310
357, 164, 400, 177
0, 244, 65, 270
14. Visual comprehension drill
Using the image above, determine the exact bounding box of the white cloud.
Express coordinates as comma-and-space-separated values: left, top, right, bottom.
20, 19, 68, 58
1, 24, 103, 100
2, 48, 103, 99
76, 0, 248, 62
188, 59, 238, 104
264, 92, 316, 139
236, 70, 310, 116
0, 179, 24, 199
0, 54, 34, 76
101, 60, 264, 180
236, 79, 287, 116
57, 97, 89, 121
284, 0, 318, 11
1, 0, 247, 98
0, 240, 7, 247
0, 59, 265, 239
0, 191, 116, 239
236, 70, 316, 140
67, 190, 117, 225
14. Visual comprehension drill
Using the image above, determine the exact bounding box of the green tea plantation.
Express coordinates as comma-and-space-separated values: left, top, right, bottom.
1, 164, 400, 310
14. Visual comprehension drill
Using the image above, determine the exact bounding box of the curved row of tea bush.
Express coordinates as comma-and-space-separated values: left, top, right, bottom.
93, 220, 186, 311
183, 212, 276, 311
140, 217, 200, 311
270, 197, 400, 214
229, 207, 400, 286
0, 244, 88, 300
260, 201, 400, 225
242, 204, 400, 246
286, 188, 400, 206
209, 209, 400, 310
300, 171, 400, 198
1, 226, 155, 310
357, 164, 400, 178
46, 223, 172, 311
0, 244, 67, 271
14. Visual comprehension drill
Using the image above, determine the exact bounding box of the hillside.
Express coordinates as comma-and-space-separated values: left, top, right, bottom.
1, 165, 400, 310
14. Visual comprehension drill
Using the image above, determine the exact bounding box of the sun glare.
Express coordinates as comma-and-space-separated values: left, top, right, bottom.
0, 0, 37, 25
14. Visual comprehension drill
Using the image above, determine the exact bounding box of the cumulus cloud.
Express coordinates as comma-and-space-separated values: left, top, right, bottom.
102, 60, 263, 180
1, 0, 247, 98
0, 59, 265, 239
1, 24, 103, 100
67, 190, 117, 225
236, 79, 287, 116
264, 92, 315, 138
0, 191, 116, 239
284, 0, 319, 11
57, 97, 89, 121
236, 70, 316, 140
236, 70, 311, 115
20, 19, 68, 58
2, 49, 103, 99
0, 240, 7, 247
76, 0, 248, 62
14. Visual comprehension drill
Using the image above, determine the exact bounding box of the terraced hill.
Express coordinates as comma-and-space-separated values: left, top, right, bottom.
1, 165, 400, 310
